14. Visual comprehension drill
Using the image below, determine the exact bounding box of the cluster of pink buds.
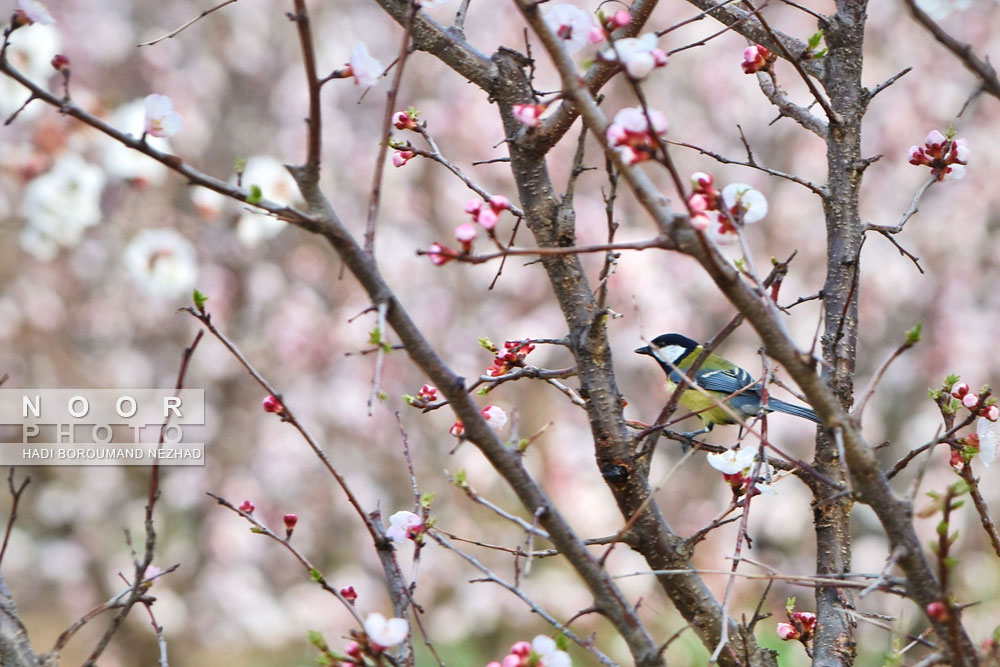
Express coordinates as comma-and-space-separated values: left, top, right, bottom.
404, 384, 438, 408
687, 172, 768, 241
777, 610, 817, 642
485, 340, 537, 376
424, 196, 512, 266
742, 44, 772, 74
909, 130, 969, 181
603, 8, 631, 30
487, 635, 570, 667
449, 405, 508, 438
952, 382, 998, 420
606, 106, 669, 165
238, 500, 255, 514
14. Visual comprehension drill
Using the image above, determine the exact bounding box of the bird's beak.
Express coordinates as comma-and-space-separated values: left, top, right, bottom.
634, 345, 651, 356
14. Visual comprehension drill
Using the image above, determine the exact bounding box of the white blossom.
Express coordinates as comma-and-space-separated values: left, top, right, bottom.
20, 153, 106, 260
364, 613, 409, 648
0, 23, 60, 120
977, 418, 999, 467
722, 183, 768, 224
386, 510, 422, 543
543, 4, 594, 55
144, 94, 183, 138
17, 0, 55, 25
706, 448, 756, 475
123, 229, 198, 298
532, 635, 572, 667
350, 43, 383, 88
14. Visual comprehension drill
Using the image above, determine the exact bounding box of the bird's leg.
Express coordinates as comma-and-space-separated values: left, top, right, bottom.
680, 423, 712, 452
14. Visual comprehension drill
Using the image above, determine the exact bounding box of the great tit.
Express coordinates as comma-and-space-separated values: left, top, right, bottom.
635, 333, 820, 437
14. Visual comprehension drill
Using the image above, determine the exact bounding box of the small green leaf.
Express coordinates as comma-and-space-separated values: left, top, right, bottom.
929, 388, 942, 400
234, 156, 247, 174
905, 323, 922, 345
308, 630, 328, 651
192, 289, 208, 313
453, 469, 467, 486
420, 492, 435, 508
402, 394, 416, 406
476, 387, 489, 396
812, 48, 828, 58
555, 633, 569, 651
945, 373, 961, 386
369, 327, 383, 346
377, 391, 388, 402
807, 29, 824, 49
250, 526, 264, 534
479, 336, 497, 353
310, 568, 323, 582
247, 184, 263, 205
785, 596, 797, 613
936, 521, 949, 536
943, 556, 959, 569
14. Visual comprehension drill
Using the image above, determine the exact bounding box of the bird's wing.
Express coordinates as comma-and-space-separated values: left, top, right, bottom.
692, 366, 759, 396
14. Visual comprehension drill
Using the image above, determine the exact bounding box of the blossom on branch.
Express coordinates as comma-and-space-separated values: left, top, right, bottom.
363, 613, 409, 650
16, 0, 55, 25
349, 42, 383, 87
143, 94, 183, 138
386, 510, 423, 543
722, 183, 768, 224
123, 229, 198, 298
741, 44, 771, 74
908, 129, 969, 181
489, 635, 571, 667
543, 4, 595, 55
977, 418, 999, 466
606, 106, 668, 165
601, 33, 668, 80
513, 103, 546, 128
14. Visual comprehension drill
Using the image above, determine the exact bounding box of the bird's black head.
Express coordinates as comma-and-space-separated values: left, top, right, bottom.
634, 333, 699, 370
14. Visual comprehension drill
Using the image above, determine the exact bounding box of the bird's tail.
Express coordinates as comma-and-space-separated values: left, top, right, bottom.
768, 398, 821, 423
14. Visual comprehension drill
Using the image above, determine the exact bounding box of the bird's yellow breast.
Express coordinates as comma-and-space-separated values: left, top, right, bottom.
665, 379, 740, 427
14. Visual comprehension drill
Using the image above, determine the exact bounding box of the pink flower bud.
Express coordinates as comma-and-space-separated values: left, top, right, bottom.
791, 611, 816, 631
691, 171, 714, 189
476, 208, 499, 230
688, 193, 709, 212
962, 393, 980, 409
588, 25, 606, 43
238, 500, 255, 514
651, 48, 668, 67
340, 585, 358, 603
509, 641, 532, 657
427, 242, 455, 266
392, 150, 414, 167
776, 622, 800, 640
454, 222, 478, 251
611, 9, 630, 26
489, 194, 511, 212
393, 110, 416, 130
51, 54, 70, 71
283, 513, 298, 538
908, 145, 926, 165
926, 601, 947, 620
464, 199, 483, 215
741, 45, 770, 74
951, 382, 970, 398
512, 103, 544, 128
262, 395, 284, 413
481, 405, 508, 430
985, 405, 999, 422
449, 420, 465, 437
925, 130, 946, 149
345, 641, 362, 658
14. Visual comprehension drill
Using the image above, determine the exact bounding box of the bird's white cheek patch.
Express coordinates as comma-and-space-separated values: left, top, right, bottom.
654, 345, 688, 364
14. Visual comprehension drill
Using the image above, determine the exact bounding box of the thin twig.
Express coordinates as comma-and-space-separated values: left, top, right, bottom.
0, 470, 30, 569
138, 0, 240, 47
365, 2, 419, 255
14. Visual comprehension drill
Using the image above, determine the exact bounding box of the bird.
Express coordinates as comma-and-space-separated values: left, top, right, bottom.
634, 333, 820, 438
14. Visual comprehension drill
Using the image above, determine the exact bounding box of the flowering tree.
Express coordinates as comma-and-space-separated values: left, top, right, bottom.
2, 0, 1000, 666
